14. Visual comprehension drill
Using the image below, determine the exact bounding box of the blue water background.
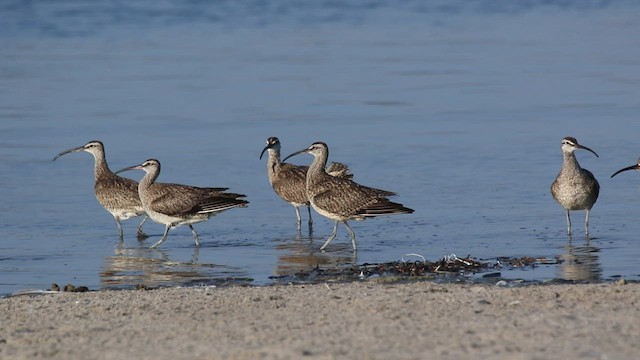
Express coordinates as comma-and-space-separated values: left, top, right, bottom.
1, 0, 640, 295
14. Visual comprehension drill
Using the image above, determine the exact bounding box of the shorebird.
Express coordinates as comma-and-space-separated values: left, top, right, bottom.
260, 136, 352, 228
611, 159, 640, 178
550, 136, 600, 236
115, 159, 248, 248
53, 140, 148, 239
282, 141, 413, 251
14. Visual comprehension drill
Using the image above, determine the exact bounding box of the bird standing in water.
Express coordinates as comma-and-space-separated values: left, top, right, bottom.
283, 141, 413, 251
260, 136, 352, 229
550, 136, 600, 236
53, 140, 148, 239
116, 159, 248, 248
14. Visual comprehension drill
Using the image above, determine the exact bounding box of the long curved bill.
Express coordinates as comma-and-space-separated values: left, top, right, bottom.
578, 144, 599, 158
282, 148, 309, 163
259, 145, 270, 160
114, 164, 143, 175
611, 163, 640, 178
52, 145, 84, 161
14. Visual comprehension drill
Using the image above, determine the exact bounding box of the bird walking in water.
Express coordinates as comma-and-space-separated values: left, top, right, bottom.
53, 140, 148, 239
550, 136, 600, 236
260, 137, 352, 229
116, 159, 248, 248
283, 142, 413, 251
611, 159, 640, 179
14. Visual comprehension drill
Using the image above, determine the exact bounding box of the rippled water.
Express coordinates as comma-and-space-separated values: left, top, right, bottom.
2, 0, 640, 295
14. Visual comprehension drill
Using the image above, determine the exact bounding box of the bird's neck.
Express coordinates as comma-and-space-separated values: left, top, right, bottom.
138, 169, 159, 191
267, 150, 281, 177
562, 152, 582, 172
306, 152, 329, 187
92, 153, 111, 179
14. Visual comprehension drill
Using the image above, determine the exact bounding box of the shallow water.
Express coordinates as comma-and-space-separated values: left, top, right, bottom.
2, 0, 640, 295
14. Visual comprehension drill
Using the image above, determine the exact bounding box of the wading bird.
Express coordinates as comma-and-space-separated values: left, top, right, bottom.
116, 159, 248, 248
283, 141, 413, 251
260, 136, 351, 229
550, 136, 600, 236
53, 140, 148, 239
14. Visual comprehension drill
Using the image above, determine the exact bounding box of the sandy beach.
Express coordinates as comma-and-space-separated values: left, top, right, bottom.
1, 280, 639, 359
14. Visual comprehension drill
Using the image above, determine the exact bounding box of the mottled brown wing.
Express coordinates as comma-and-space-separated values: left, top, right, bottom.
149, 182, 246, 216
95, 174, 143, 212
326, 162, 353, 179
146, 183, 199, 216
197, 194, 248, 214
310, 175, 396, 217
272, 163, 309, 205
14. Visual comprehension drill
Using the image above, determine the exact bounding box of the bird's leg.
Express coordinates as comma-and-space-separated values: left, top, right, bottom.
307, 205, 313, 226
294, 207, 302, 229
114, 217, 124, 240
585, 209, 591, 236
189, 225, 200, 247
320, 221, 339, 250
151, 225, 172, 248
306, 223, 313, 241
342, 221, 357, 251
137, 216, 149, 240
565, 210, 572, 235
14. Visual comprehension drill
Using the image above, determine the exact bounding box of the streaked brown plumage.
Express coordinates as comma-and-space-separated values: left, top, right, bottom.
53, 140, 148, 239
260, 137, 352, 228
550, 136, 600, 236
283, 141, 413, 251
116, 159, 248, 248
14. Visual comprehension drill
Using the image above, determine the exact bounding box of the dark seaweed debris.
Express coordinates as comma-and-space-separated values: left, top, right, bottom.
497, 256, 545, 267
271, 254, 553, 283
51, 283, 89, 292
361, 254, 488, 277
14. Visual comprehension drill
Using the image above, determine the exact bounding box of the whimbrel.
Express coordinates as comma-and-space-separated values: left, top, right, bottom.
115, 159, 248, 248
260, 136, 352, 228
611, 158, 640, 178
53, 140, 148, 239
550, 136, 600, 236
282, 141, 413, 251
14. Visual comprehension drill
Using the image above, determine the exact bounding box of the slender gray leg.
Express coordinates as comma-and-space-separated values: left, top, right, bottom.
189, 225, 200, 247
192, 246, 200, 263
585, 209, 590, 235
320, 221, 340, 250
565, 210, 572, 235
342, 221, 357, 250
137, 215, 148, 239
307, 205, 313, 226
294, 206, 302, 229
114, 217, 124, 240
151, 225, 172, 248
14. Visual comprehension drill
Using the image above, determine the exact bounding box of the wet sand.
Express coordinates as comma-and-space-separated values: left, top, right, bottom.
1, 281, 639, 359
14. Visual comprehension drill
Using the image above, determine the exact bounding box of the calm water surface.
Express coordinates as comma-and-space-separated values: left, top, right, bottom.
2, 0, 640, 295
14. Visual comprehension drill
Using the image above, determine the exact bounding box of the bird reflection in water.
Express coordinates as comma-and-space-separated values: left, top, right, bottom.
558, 238, 602, 281
273, 227, 357, 278
100, 243, 248, 289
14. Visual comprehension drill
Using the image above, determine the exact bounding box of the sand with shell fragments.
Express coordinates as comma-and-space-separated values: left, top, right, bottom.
1, 281, 639, 360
